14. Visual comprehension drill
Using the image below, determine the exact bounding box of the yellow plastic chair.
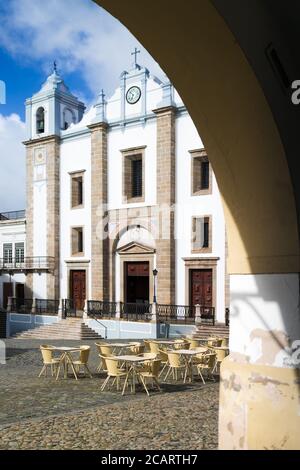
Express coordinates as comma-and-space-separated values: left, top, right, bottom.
207, 338, 222, 348
100, 356, 128, 392
158, 348, 169, 377
39, 346, 60, 377
163, 351, 187, 382
129, 342, 145, 355
220, 337, 229, 347
173, 339, 190, 350
212, 347, 229, 374
187, 338, 201, 349
148, 341, 161, 354
72, 346, 93, 378
137, 359, 162, 396
195, 352, 216, 383
96, 344, 114, 372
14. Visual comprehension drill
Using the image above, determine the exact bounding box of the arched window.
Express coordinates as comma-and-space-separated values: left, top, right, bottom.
36, 107, 45, 134
63, 108, 75, 130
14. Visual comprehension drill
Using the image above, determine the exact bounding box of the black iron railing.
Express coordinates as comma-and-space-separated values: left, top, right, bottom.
199, 306, 215, 325
87, 300, 117, 319
157, 304, 195, 324
11, 298, 33, 314
0, 210, 25, 220
225, 307, 230, 326
121, 302, 152, 321
35, 299, 59, 316
0, 257, 55, 271
62, 299, 78, 318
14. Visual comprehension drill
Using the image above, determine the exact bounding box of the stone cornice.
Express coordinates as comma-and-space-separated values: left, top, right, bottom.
23, 134, 61, 147
87, 121, 108, 131
152, 105, 177, 115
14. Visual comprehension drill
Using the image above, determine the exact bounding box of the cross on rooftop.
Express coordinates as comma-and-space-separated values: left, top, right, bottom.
131, 47, 140, 66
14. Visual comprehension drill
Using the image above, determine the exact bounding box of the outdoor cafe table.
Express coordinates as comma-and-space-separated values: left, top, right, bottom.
53, 346, 81, 381
173, 347, 208, 383
115, 355, 150, 394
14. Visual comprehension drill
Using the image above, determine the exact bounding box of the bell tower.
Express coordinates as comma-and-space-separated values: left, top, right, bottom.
24, 65, 85, 300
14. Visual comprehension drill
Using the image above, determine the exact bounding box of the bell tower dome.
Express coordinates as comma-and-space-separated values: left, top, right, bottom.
25, 63, 85, 140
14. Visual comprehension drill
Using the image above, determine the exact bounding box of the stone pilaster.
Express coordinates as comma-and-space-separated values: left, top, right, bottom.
153, 106, 176, 305
46, 137, 60, 300
24, 135, 60, 300
88, 122, 109, 300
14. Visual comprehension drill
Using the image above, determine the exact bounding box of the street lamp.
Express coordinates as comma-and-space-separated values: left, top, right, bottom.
152, 268, 158, 303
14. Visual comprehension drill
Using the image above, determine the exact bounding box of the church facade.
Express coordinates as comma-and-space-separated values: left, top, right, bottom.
2, 57, 228, 322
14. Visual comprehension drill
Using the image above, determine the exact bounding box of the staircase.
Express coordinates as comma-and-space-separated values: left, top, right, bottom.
0, 312, 6, 338
12, 318, 102, 340
193, 323, 229, 340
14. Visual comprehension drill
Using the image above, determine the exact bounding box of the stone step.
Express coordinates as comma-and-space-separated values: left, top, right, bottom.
11, 318, 102, 340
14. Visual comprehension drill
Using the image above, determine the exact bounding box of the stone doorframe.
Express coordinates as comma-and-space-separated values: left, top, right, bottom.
116, 242, 155, 303
183, 257, 219, 309
65, 260, 90, 301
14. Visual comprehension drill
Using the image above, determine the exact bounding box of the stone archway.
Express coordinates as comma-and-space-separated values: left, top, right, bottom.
95, 0, 300, 449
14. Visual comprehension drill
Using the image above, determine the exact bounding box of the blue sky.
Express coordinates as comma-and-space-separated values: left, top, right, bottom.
0, 0, 163, 211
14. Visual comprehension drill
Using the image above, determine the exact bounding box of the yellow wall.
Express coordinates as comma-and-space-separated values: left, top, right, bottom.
96, 0, 299, 275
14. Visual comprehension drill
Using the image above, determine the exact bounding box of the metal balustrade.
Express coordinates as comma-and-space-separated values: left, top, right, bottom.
35, 299, 59, 316
157, 304, 195, 324
87, 300, 117, 319
121, 302, 152, 321
0, 210, 25, 220
0, 257, 55, 272
11, 298, 33, 315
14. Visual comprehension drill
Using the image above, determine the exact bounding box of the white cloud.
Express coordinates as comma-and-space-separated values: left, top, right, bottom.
0, 114, 26, 212
0, 0, 165, 99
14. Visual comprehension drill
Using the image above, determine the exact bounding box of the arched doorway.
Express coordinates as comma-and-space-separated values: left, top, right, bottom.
96, 0, 300, 449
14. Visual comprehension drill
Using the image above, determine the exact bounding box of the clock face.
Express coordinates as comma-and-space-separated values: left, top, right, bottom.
126, 86, 141, 104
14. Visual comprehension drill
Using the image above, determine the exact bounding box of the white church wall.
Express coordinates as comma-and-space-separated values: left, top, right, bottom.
108, 120, 157, 210
59, 135, 92, 299
175, 113, 226, 322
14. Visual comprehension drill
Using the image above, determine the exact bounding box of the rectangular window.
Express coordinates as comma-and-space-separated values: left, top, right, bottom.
71, 172, 84, 208
3, 243, 13, 263
192, 216, 212, 252
131, 158, 143, 198
15, 243, 25, 263
122, 146, 145, 203
71, 227, 84, 256
190, 149, 211, 195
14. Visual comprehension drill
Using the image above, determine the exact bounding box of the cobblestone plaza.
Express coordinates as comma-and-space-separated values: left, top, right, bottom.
0, 339, 218, 450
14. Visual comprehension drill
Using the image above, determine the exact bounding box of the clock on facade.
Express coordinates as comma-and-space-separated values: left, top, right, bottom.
126, 86, 141, 104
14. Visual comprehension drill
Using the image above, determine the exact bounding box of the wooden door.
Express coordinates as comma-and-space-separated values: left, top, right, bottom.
125, 262, 149, 303
70, 270, 86, 311
16, 283, 25, 300
190, 269, 212, 306
3, 282, 13, 309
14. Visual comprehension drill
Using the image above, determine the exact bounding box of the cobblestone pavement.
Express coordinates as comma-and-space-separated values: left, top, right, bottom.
0, 339, 219, 450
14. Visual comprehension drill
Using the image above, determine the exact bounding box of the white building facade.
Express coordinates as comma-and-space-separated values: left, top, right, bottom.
20, 59, 229, 323
0, 211, 26, 309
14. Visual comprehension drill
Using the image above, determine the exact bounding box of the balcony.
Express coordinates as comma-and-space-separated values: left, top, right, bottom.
0, 257, 55, 274
0, 210, 26, 221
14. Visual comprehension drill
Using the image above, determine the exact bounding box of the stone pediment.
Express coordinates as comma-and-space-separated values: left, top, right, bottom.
117, 241, 155, 255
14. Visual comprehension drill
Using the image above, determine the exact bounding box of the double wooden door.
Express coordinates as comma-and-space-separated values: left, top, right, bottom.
190, 269, 213, 306
70, 270, 86, 311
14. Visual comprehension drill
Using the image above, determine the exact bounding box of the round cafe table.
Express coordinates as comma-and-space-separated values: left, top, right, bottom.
115, 355, 150, 395
173, 347, 208, 383
53, 346, 81, 380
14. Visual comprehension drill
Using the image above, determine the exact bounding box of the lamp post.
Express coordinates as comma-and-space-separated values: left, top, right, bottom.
152, 268, 158, 303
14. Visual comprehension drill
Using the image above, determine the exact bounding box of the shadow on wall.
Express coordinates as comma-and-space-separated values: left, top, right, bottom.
230, 273, 300, 370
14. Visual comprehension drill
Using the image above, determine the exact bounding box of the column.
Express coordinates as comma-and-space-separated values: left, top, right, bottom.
89, 122, 109, 300
153, 105, 176, 305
